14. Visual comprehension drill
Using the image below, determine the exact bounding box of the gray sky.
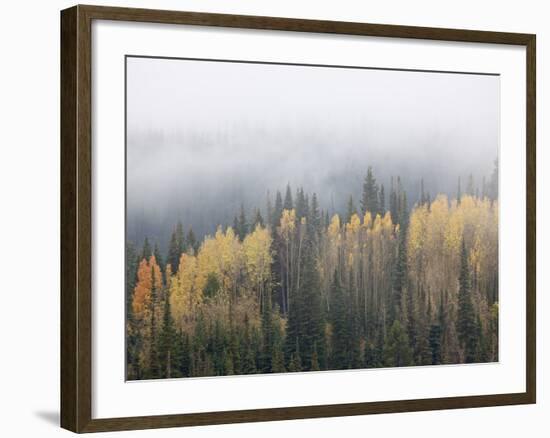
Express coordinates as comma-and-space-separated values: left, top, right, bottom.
126, 56, 499, 246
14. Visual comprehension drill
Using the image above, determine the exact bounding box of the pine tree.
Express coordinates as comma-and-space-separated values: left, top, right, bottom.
346, 195, 357, 223
236, 204, 248, 241
330, 272, 348, 369
260, 291, 274, 372
466, 174, 475, 196
153, 243, 165, 275
379, 184, 386, 214
406, 285, 417, 354
266, 191, 274, 228
168, 222, 185, 272
295, 187, 308, 220
141, 237, 152, 261
361, 167, 379, 215
176, 330, 191, 377
419, 178, 424, 205
309, 192, 321, 237
159, 289, 178, 378
428, 323, 442, 365
392, 225, 407, 322
253, 208, 264, 228
383, 320, 413, 367
457, 239, 478, 363
288, 338, 302, 372
273, 190, 283, 226
186, 228, 198, 255
167, 229, 180, 273
310, 342, 320, 371
296, 235, 323, 369
390, 177, 399, 223
284, 184, 293, 210
271, 340, 286, 373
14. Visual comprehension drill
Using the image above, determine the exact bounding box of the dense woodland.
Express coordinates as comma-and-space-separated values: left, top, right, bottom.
126, 165, 499, 380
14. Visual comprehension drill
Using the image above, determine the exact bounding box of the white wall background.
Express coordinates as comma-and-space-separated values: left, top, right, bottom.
0, 0, 546, 436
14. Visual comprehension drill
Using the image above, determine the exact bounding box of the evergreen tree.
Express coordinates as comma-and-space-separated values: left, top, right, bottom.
428, 323, 442, 365
457, 176, 462, 204
416, 323, 432, 365
141, 237, 152, 261
167, 229, 180, 272
147, 309, 160, 378
202, 272, 221, 299
390, 177, 399, 223
399, 191, 409, 227
295, 187, 308, 220
235, 204, 248, 241
168, 222, 185, 272
176, 330, 191, 377
361, 166, 379, 215
159, 289, 178, 378
273, 190, 284, 227
330, 272, 348, 369
392, 225, 408, 322
260, 291, 274, 372
406, 285, 417, 354
296, 235, 323, 369
466, 174, 475, 196
383, 320, 413, 367
283, 184, 293, 210
379, 184, 386, 214
266, 191, 274, 228
309, 193, 321, 237
457, 240, 478, 362
270, 310, 286, 373
153, 243, 165, 275
253, 208, 264, 228
288, 338, 302, 372
186, 228, 198, 255
310, 342, 320, 371
346, 195, 357, 223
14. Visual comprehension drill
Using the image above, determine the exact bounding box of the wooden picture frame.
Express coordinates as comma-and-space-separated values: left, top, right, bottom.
61, 4, 536, 433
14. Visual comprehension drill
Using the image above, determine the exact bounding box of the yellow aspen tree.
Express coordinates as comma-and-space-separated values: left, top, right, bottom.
243, 224, 273, 303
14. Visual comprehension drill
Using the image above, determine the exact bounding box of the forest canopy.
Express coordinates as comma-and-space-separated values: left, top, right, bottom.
126, 165, 499, 380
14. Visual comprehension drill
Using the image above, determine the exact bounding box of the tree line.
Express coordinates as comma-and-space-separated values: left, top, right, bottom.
126, 164, 499, 380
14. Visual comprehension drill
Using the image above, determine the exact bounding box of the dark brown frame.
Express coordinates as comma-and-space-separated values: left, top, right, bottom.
61, 4, 536, 433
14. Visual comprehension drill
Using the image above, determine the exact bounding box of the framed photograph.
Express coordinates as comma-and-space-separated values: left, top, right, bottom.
60, 5, 536, 433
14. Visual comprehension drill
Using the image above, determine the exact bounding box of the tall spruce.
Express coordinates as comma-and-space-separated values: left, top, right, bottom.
283, 184, 293, 210
273, 190, 284, 226
186, 228, 198, 255
159, 290, 178, 378
379, 184, 386, 214
141, 237, 152, 261
153, 243, 165, 275
168, 222, 185, 272
361, 166, 379, 215
235, 204, 248, 241
346, 195, 357, 223
457, 239, 478, 362
330, 272, 348, 369
266, 191, 273, 228
383, 320, 413, 367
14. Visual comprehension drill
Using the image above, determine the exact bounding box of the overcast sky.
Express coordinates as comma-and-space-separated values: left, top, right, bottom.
126, 56, 499, 247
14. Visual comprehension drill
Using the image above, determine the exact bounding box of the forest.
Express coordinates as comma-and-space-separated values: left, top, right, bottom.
126, 166, 499, 380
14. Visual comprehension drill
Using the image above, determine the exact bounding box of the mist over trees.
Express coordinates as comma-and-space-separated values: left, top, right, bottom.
125, 57, 499, 379
126, 164, 499, 379
126, 58, 499, 251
